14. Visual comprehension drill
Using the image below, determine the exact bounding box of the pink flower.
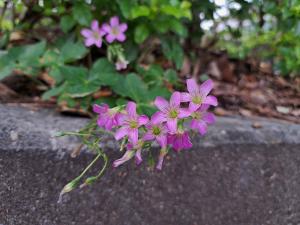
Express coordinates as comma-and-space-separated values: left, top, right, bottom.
81, 20, 105, 48
93, 104, 118, 130
143, 115, 168, 148
115, 57, 129, 71
102, 16, 128, 43
181, 79, 218, 112
127, 141, 144, 165
156, 148, 168, 170
152, 92, 191, 133
115, 102, 149, 145
190, 104, 215, 135
167, 130, 192, 151
112, 149, 135, 168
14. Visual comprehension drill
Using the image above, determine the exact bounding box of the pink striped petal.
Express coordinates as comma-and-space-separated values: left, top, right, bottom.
126, 101, 137, 117
178, 108, 191, 118
197, 121, 207, 135
94, 39, 102, 48
128, 129, 138, 144
115, 127, 128, 140
154, 96, 169, 111
152, 111, 166, 124
180, 92, 190, 102
189, 102, 201, 112
138, 115, 149, 126
113, 150, 134, 168
167, 118, 177, 133
135, 149, 142, 165
199, 104, 210, 111
203, 95, 218, 106
156, 135, 167, 148
93, 104, 108, 113
170, 92, 181, 107
199, 79, 213, 97
187, 78, 199, 94
116, 113, 126, 126
143, 131, 155, 141
190, 119, 198, 130
202, 112, 215, 124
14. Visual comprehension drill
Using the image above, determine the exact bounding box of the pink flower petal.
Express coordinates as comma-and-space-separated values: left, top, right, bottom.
110, 16, 119, 26
190, 119, 198, 130
156, 150, 166, 170
116, 113, 126, 126
116, 33, 126, 42
94, 39, 102, 48
154, 96, 169, 111
197, 121, 207, 135
170, 92, 181, 107
115, 127, 128, 140
199, 104, 210, 111
84, 38, 95, 47
135, 149, 143, 165
93, 104, 108, 113
143, 131, 155, 141
152, 111, 166, 124
203, 95, 218, 106
187, 78, 199, 94
202, 112, 215, 124
81, 29, 93, 38
167, 118, 177, 133
104, 119, 113, 130
91, 20, 99, 31
138, 115, 149, 126
106, 34, 115, 43
128, 129, 138, 144
178, 108, 191, 118
101, 23, 111, 33
113, 150, 134, 168
180, 92, 190, 102
199, 79, 213, 97
119, 23, 128, 32
156, 135, 167, 148
126, 101, 137, 117
189, 102, 201, 112
182, 132, 193, 149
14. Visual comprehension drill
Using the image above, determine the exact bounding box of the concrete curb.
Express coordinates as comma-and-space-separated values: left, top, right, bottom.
0, 104, 300, 225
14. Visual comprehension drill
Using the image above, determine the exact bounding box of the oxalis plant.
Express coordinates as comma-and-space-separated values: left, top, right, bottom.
57, 78, 218, 202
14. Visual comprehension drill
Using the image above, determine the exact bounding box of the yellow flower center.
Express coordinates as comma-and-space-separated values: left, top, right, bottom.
129, 120, 138, 129
192, 95, 202, 104
169, 109, 178, 119
152, 126, 161, 135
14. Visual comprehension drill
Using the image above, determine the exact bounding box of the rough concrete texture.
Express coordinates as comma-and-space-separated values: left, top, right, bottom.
0, 104, 300, 225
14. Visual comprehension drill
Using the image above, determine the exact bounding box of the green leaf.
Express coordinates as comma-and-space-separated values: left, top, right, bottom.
164, 68, 178, 84
42, 83, 66, 100
117, 0, 135, 18
0, 54, 14, 79
148, 86, 171, 100
131, 5, 151, 19
60, 15, 76, 33
59, 41, 88, 63
137, 104, 156, 116
161, 38, 184, 69
134, 24, 150, 44
72, 3, 92, 26
125, 73, 149, 102
90, 58, 122, 86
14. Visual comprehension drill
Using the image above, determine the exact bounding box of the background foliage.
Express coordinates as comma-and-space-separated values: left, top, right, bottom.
0, 0, 299, 115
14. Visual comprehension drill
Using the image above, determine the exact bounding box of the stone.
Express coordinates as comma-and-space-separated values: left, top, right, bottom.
0, 104, 300, 225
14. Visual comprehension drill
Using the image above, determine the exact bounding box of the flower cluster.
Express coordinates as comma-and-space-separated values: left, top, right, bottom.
81, 16, 128, 70
93, 78, 217, 170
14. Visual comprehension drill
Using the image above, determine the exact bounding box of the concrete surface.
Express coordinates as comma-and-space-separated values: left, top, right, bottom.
0, 104, 300, 225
